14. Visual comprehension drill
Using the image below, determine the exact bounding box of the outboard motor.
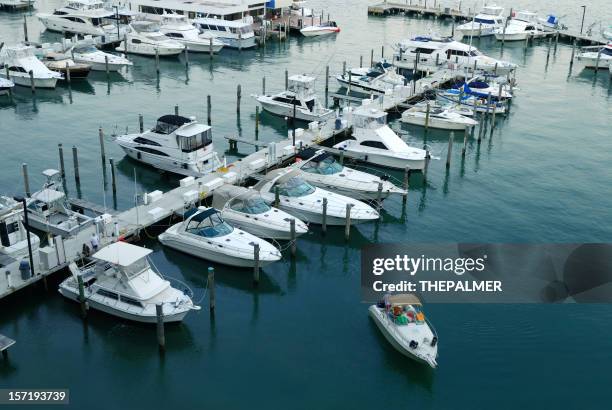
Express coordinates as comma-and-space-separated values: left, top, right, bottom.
431, 336, 438, 347
409, 340, 419, 349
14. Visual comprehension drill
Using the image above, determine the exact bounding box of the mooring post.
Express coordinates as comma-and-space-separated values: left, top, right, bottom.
253, 244, 260, 286
255, 106, 260, 137
262, 76, 266, 94
285, 69, 288, 90
98, 127, 106, 168
446, 132, 454, 168
360, 55, 363, 68
462, 127, 468, 156
473, 59, 477, 74
376, 182, 383, 213
155, 49, 160, 74
546, 37, 552, 61
65, 61, 71, 84
4, 271, 11, 290
322, 197, 328, 235
344, 204, 353, 241
402, 166, 410, 204
29, 70, 35, 93
208, 267, 215, 313
77, 274, 87, 319
21, 163, 30, 197
104, 55, 109, 76
342, 61, 346, 75
381, 45, 384, 59
184, 46, 189, 67
72, 145, 80, 187
570, 40, 576, 66
58, 144, 65, 180
424, 103, 430, 130
109, 158, 117, 198
156, 303, 165, 351
274, 186, 280, 207
207, 95, 212, 125
554, 32, 559, 54
174, 105, 179, 116
290, 218, 296, 258
595, 49, 602, 72
139, 114, 144, 133
236, 84, 241, 113
23, 15, 28, 42
325, 65, 329, 99
370, 49, 374, 66
339, 150, 344, 165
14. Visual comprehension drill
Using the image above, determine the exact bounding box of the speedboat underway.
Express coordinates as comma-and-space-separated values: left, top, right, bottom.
494, 11, 546, 41
0, 77, 14, 96
43, 53, 92, 79
455, 5, 505, 38
293, 148, 406, 201
26, 169, 94, 238
369, 294, 438, 368
254, 74, 334, 122
59, 242, 199, 323
254, 168, 379, 226
333, 108, 429, 171
116, 21, 185, 56
576, 43, 612, 69
70, 42, 133, 71
211, 185, 308, 240
336, 61, 406, 94
159, 207, 282, 268
37, 0, 120, 37
0, 46, 63, 89
300, 21, 340, 37
160, 13, 224, 53
401, 104, 478, 130
193, 18, 256, 49
115, 114, 221, 177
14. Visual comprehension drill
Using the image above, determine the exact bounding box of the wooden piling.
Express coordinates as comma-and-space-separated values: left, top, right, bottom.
570, 40, 576, 66
174, 105, 179, 116
285, 69, 288, 90
104, 55, 109, 76
342, 61, 346, 75
208, 267, 215, 312
72, 146, 80, 187
446, 132, 454, 168
22, 163, 30, 197
58, 144, 65, 180
424, 103, 430, 130
370, 49, 374, 66
290, 218, 296, 257
402, 166, 410, 204
155, 49, 160, 74
184, 45, 189, 67
462, 127, 468, 156
139, 114, 144, 133
376, 182, 383, 213
262, 76, 266, 94
29, 70, 35, 93
255, 106, 260, 136
109, 158, 117, 198
98, 127, 106, 168
156, 303, 165, 351
77, 274, 87, 319
360, 55, 363, 68
339, 150, 344, 165
344, 204, 353, 241
381, 45, 384, 59
322, 197, 328, 234
274, 186, 280, 206
65, 61, 71, 84
23, 15, 28, 42
253, 244, 260, 286
207, 95, 211, 125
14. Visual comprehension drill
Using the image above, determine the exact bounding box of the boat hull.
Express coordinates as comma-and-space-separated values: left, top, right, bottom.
37, 15, 108, 37
259, 99, 333, 122
339, 149, 426, 171
300, 28, 340, 37
73, 58, 129, 72
178, 40, 224, 53
1, 73, 58, 89
118, 144, 214, 177
116, 43, 184, 56
577, 56, 611, 69
401, 114, 476, 130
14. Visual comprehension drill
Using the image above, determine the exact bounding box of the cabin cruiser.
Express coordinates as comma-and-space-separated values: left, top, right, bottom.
115, 114, 221, 177
455, 5, 505, 38
576, 43, 612, 69
193, 18, 256, 49
160, 14, 224, 53
333, 108, 429, 171
452, 77, 513, 100
493, 11, 546, 41
394, 36, 516, 75
401, 104, 478, 130
116, 21, 185, 56
254, 74, 334, 122
336, 61, 406, 94
300, 21, 340, 37
293, 148, 405, 201
0, 46, 63, 89
254, 168, 379, 225
59, 242, 199, 323
211, 185, 308, 240
159, 207, 281, 268
0, 196, 40, 264
43, 52, 92, 79
438, 90, 507, 115
70, 42, 133, 71
369, 294, 438, 368
37, 0, 121, 37
26, 169, 94, 238
0, 78, 14, 96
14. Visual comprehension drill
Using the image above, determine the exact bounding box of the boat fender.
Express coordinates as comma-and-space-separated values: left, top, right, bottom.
409, 340, 418, 349
431, 336, 438, 347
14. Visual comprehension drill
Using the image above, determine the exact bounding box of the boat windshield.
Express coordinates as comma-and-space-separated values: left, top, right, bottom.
474, 18, 495, 24
122, 258, 149, 279
302, 156, 343, 175
275, 177, 315, 197
230, 197, 271, 214
186, 212, 233, 238
74, 45, 98, 54
179, 129, 212, 152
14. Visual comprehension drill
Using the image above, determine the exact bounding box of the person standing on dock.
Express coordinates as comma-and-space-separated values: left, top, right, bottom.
90, 233, 100, 252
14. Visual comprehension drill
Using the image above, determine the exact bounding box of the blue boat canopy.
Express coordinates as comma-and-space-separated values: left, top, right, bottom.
189, 208, 219, 222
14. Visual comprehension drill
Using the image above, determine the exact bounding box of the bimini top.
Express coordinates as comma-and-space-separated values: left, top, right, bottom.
185, 207, 219, 222
296, 148, 330, 163
211, 185, 259, 209
386, 293, 422, 306
93, 242, 152, 267
157, 115, 192, 126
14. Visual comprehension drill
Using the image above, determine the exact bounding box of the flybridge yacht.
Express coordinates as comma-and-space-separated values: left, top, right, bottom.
455, 5, 505, 38
59, 242, 199, 323
0, 196, 40, 263
333, 108, 429, 171
211, 185, 308, 240
493, 11, 546, 41
576, 43, 612, 69
115, 21, 185, 56
254, 74, 334, 122
193, 18, 256, 49
115, 114, 221, 177
160, 14, 224, 53
394, 36, 516, 75
254, 168, 379, 226
336, 61, 406, 94
37, 0, 121, 37
0, 46, 63, 89
293, 148, 406, 201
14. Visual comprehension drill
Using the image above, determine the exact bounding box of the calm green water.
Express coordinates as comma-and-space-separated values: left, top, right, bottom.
1, 1, 612, 409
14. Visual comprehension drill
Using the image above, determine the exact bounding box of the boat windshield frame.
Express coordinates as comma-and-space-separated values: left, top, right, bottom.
229, 196, 271, 214
121, 257, 150, 279
186, 211, 234, 238
274, 176, 315, 197
301, 156, 343, 175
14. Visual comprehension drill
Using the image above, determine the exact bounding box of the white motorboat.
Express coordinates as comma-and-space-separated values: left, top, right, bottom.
494, 11, 547, 41
193, 18, 256, 49
115, 114, 221, 177
70, 42, 133, 71
254, 74, 334, 122
43, 52, 92, 80
254, 168, 379, 226
336, 61, 406, 94
394, 36, 516, 75
0, 77, 14, 96
401, 104, 478, 130
59, 241, 199, 323
0, 46, 63, 89
455, 5, 505, 38
159, 207, 282, 268
26, 169, 94, 238
0, 196, 40, 263
37, 0, 121, 37
293, 148, 406, 201
333, 107, 429, 171
211, 185, 308, 240
160, 13, 224, 53
300, 21, 340, 37
369, 294, 438, 368
0, 0, 34, 10
576, 43, 612, 69
451, 77, 513, 100
438, 90, 507, 115
116, 21, 185, 56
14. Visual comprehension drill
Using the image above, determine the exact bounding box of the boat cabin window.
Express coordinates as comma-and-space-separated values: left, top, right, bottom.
305, 99, 315, 112
186, 211, 233, 238
272, 96, 297, 105
53, 10, 68, 15
230, 197, 271, 214
122, 258, 149, 279
474, 18, 495, 24
131, 39, 142, 44
8, 66, 27, 73
120, 295, 143, 307
411, 47, 435, 54
301, 156, 342, 175
166, 32, 184, 38
137, 147, 169, 156
275, 177, 315, 197
361, 141, 388, 150
97, 289, 119, 300
525, 25, 535, 31
447, 49, 469, 58
91, 18, 103, 26
179, 129, 212, 153
133, 137, 162, 146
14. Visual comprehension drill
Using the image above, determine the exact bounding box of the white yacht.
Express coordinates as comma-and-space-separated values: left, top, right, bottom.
254, 74, 334, 122
37, 0, 121, 37
300, 21, 340, 37
159, 207, 282, 268
452, 77, 513, 100
455, 5, 505, 38
70, 42, 133, 71
333, 108, 429, 171
576, 43, 612, 69
394, 36, 516, 75
116, 21, 185, 56
26, 169, 94, 238
115, 114, 221, 177
293, 148, 405, 201
336, 61, 406, 94
369, 294, 438, 368
211, 185, 308, 240
59, 242, 199, 323
0, 196, 40, 263
193, 18, 256, 49
401, 104, 478, 130
254, 168, 379, 226
438, 90, 507, 115
493, 11, 547, 41
0, 78, 14, 96
0, 46, 63, 89
160, 14, 224, 53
